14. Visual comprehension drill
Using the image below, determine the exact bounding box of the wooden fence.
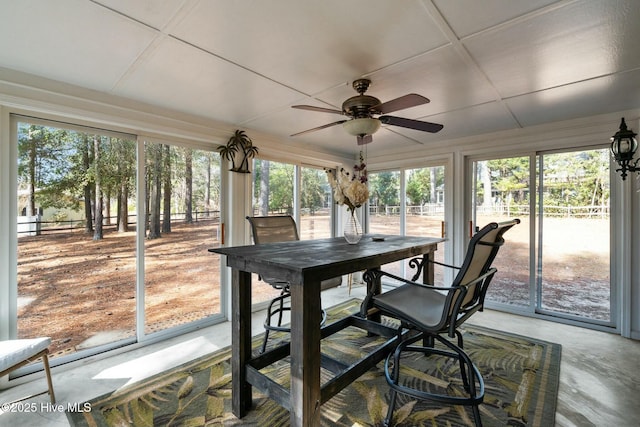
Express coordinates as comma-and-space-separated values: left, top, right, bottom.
17, 210, 220, 236
370, 203, 609, 219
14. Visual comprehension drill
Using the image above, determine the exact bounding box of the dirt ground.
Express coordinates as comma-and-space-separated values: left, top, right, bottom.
18, 221, 236, 356
16, 216, 610, 358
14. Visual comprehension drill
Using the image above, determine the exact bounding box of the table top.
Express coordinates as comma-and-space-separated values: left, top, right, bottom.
210, 234, 444, 283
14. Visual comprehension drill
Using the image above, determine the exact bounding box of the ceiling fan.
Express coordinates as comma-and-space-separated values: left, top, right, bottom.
290, 78, 443, 145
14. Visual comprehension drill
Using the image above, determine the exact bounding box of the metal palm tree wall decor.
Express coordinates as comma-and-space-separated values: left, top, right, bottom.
217, 130, 259, 173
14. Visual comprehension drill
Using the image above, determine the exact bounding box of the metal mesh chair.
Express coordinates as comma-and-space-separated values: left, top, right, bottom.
246, 216, 341, 353
361, 219, 519, 427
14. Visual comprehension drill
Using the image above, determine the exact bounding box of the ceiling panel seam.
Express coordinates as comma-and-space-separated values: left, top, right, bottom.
421, 0, 523, 128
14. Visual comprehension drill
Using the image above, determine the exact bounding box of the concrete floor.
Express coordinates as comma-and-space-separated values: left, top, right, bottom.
1, 283, 639, 426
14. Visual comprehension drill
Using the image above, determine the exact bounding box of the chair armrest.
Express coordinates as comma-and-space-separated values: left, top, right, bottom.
408, 256, 461, 282
428, 259, 461, 270
365, 269, 454, 292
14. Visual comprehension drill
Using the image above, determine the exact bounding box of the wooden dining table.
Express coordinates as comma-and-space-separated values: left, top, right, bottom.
210, 234, 443, 427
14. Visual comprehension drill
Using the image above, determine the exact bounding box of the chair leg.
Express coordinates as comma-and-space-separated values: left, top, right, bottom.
383, 341, 404, 427
276, 289, 288, 327
383, 389, 397, 427
471, 402, 483, 427
260, 291, 291, 354
260, 296, 278, 354
260, 328, 271, 354
260, 289, 327, 354
42, 352, 55, 404
422, 334, 434, 350
453, 330, 472, 392
383, 332, 484, 427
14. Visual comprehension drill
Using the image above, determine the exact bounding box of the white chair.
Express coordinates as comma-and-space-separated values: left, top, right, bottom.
0, 337, 56, 403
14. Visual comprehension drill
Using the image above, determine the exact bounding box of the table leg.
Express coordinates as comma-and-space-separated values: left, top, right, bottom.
422, 251, 436, 348
423, 250, 436, 285
289, 279, 322, 426
368, 267, 382, 324
231, 269, 252, 417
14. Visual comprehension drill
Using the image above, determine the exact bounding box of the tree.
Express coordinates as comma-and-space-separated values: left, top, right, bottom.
405, 168, 432, 206
259, 160, 270, 215
147, 143, 162, 239
301, 168, 326, 214
369, 171, 399, 208
111, 138, 136, 233
93, 135, 104, 240
267, 162, 294, 213
205, 152, 212, 213
81, 134, 94, 233
17, 124, 70, 215
162, 144, 172, 233
193, 150, 220, 214
184, 147, 193, 223
23, 126, 38, 216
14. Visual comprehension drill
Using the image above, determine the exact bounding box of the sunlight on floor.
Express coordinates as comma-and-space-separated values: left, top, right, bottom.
93, 336, 220, 387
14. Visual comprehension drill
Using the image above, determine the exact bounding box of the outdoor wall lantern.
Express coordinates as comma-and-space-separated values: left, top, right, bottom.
610, 117, 639, 180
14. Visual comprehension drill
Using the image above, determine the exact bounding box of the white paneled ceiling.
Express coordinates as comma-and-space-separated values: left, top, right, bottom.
1, 0, 639, 157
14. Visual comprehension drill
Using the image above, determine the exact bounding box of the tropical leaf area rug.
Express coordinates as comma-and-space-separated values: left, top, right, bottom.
67, 299, 561, 427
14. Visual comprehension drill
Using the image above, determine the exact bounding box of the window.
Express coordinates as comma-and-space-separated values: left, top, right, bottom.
250, 160, 335, 305
404, 166, 446, 283
369, 166, 447, 281
299, 166, 332, 240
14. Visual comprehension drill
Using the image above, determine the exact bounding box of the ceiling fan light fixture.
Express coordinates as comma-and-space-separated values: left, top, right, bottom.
291, 79, 441, 141
343, 118, 380, 136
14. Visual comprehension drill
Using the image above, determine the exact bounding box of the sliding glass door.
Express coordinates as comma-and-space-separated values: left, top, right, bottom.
472, 156, 531, 309
15, 117, 137, 357
143, 141, 223, 334
537, 150, 611, 322
12, 116, 224, 365
472, 147, 612, 326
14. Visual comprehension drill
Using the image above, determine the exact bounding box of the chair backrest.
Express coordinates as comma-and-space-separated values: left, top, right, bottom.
245, 215, 342, 290
246, 215, 299, 245
453, 219, 520, 308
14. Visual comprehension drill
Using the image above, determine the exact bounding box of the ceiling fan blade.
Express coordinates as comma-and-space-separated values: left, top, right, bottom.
379, 115, 443, 133
357, 134, 373, 145
375, 94, 430, 114
292, 105, 344, 115
290, 120, 347, 137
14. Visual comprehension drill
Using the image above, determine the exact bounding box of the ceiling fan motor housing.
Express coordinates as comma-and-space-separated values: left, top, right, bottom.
342, 95, 381, 118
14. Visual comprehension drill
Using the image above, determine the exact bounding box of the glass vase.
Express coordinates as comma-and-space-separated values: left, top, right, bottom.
344, 210, 363, 244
